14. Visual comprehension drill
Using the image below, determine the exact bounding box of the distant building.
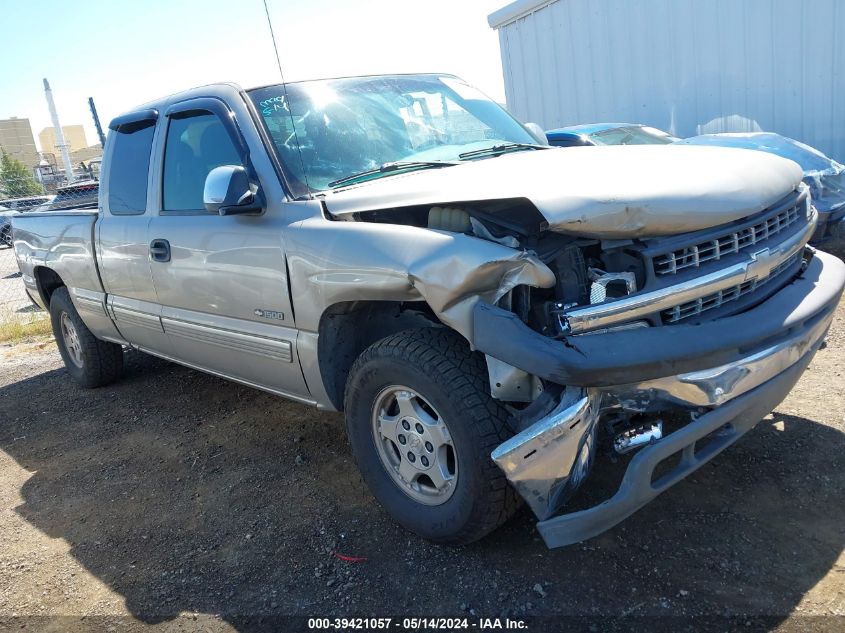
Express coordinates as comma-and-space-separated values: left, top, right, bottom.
38, 124, 88, 156
0, 117, 40, 167
71, 144, 102, 165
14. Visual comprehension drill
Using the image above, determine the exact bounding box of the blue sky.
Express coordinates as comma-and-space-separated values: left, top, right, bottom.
0, 0, 508, 151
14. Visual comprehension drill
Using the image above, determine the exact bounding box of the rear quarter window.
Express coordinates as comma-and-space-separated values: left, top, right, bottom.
107, 122, 155, 215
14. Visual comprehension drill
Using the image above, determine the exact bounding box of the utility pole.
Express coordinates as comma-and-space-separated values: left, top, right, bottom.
43, 78, 74, 183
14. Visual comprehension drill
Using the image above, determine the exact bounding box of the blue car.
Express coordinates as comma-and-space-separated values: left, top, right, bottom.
545, 123, 678, 147
545, 123, 845, 246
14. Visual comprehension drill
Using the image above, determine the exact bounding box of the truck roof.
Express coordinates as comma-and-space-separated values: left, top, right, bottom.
110, 73, 460, 128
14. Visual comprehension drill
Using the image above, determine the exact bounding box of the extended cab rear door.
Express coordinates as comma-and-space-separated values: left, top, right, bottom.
145, 96, 309, 401
97, 111, 173, 356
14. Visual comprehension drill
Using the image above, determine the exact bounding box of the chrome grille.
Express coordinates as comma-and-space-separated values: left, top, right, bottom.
662, 253, 802, 323
653, 203, 802, 276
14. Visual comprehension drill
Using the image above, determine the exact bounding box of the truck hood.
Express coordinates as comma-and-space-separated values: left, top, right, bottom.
322, 145, 804, 238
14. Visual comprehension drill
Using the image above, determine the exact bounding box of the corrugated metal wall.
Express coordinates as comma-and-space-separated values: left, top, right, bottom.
494, 0, 845, 161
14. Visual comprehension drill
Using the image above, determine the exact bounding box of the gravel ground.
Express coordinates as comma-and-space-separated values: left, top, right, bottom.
0, 246, 34, 321
0, 297, 843, 632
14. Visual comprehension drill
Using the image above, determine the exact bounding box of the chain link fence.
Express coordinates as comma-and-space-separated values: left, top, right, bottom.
1, 167, 101, 340
0, 234, 44, 341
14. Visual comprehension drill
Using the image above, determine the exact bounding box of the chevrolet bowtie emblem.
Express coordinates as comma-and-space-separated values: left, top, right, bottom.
747, 247, 776, 280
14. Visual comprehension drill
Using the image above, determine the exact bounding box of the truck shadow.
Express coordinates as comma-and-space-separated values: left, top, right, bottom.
0, 350, 843, 629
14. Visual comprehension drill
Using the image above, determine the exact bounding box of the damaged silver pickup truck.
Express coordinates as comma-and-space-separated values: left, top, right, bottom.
12, 74, 845, 548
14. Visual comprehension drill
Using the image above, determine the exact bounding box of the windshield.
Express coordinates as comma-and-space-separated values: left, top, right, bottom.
589, 126, 677, 146
248, 75, 536, 193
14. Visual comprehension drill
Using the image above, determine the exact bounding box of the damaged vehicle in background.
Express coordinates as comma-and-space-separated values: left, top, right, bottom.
677, 133, 845, 248
11, 74, 845, 548
547, 123, 845, 248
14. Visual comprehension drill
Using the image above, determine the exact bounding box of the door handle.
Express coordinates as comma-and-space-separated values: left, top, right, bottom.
149, 239, 171, 262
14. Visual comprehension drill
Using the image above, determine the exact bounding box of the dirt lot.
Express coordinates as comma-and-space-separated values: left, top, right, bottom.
0, 299, 843, 632
0, 246, 31, 320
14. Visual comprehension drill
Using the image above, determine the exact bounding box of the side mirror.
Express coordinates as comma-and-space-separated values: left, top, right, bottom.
203, 165, 263, 216
524, 122, 549, 145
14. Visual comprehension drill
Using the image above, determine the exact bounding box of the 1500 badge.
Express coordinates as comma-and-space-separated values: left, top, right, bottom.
254, 308, 285, 321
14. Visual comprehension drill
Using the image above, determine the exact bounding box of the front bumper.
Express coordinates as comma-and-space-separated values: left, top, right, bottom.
536, 353, 814, 547
480, 250, 845, 548
473, 251, 844, 387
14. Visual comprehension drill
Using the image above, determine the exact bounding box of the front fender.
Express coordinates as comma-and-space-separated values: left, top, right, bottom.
285, 218, 555, 340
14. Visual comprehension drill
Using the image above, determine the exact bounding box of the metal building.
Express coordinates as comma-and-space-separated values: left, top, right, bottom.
489, 0, 845, 161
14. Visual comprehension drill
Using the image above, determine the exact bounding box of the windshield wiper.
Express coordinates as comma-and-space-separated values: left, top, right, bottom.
328, 161, 459, 189
458, 142, 550, 160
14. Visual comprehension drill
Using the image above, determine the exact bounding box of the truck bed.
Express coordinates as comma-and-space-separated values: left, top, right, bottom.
11, 210, 101, 311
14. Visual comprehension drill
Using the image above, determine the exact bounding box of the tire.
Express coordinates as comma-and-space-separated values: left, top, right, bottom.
344, 328, 520, 545
49, 287, 124, 388
0, 226, 11, 248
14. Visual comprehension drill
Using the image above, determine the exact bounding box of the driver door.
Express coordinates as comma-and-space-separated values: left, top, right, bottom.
146, 99, 308, 400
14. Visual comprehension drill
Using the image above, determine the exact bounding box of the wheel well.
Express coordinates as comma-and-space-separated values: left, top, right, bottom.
317, 301, 440, 410
34, 267, 65, 307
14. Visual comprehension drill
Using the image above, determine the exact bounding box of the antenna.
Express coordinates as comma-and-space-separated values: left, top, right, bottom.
262, 0, 285, 83
261, 0, 310, 195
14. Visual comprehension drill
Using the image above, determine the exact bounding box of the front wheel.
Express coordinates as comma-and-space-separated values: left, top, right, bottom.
344, 328, 519, 545
50, 287, 124, 388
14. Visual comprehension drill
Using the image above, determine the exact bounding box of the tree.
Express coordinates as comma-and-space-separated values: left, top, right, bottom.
0, 150, 44, 199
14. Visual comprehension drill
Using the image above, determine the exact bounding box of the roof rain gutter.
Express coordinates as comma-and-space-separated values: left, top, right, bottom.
487, 0, 559, 29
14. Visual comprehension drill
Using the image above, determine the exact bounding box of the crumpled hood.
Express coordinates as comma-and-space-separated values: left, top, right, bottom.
323, 145, 804, 238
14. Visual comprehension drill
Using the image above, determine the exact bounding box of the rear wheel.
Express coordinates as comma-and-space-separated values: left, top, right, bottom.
50, 287, 124, 387
344, 328, 519, 544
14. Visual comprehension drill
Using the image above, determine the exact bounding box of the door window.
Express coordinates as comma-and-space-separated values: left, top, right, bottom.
108, 121, 155, 215
162, 113, 243, 212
